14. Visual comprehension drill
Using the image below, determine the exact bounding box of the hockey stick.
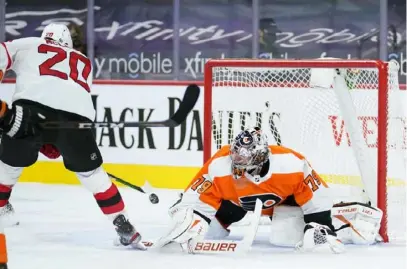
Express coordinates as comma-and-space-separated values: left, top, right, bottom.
108, 172, 145, 193
190, 198, 262, 254
107, 173, 159, 204
142, 198, 262, 254
40, 84, 200, 129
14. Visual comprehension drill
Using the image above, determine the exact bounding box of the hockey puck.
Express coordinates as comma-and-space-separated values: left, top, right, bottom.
149, 193, 159, 204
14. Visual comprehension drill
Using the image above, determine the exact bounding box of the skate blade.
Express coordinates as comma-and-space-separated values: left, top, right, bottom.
113, 233, 146, 251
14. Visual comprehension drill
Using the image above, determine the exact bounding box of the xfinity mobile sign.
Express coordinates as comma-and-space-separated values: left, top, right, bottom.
4, 2, 406, 80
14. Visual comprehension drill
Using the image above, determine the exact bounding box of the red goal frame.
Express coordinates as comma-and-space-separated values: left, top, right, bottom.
203, 59, 390, 242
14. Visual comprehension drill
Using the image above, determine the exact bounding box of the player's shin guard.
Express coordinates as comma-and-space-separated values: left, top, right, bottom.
0, 185, 11, 208
94, 183, 125, 217
76, 166, 144, 249
76, 166, 126, 219
0, 161, 22, 227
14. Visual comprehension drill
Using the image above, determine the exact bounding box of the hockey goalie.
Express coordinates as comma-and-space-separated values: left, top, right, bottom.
157, 127, 383, 254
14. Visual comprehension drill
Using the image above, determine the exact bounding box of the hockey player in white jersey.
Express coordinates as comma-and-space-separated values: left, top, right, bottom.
0, 23, 144, 249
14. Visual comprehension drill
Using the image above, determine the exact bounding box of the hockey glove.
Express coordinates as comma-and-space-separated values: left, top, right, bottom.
40, 144, 61, 159
0, 101, 43, 139
296, 222, 345, 254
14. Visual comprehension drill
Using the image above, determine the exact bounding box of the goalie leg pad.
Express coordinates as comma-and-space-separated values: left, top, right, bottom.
269, 205, 305, 247
205, 200, 247, 240
153, 207, 209, 251
205, 217, 230, 239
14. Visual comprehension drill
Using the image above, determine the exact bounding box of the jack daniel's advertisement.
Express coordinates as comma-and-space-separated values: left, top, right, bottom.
91, 91, 283, 154
91, 94, 203, 152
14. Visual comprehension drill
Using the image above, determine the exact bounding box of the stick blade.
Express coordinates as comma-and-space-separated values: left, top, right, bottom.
167, 84, 200, 127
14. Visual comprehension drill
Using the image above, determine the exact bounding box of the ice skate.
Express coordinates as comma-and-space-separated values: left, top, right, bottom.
113, 214, 145, 250
0, 203, 19, 227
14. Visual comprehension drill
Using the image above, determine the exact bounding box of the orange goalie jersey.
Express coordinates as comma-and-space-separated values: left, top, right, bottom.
179, 145, 333, 219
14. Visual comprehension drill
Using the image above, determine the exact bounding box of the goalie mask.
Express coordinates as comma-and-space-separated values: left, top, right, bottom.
230, 127, 269, 178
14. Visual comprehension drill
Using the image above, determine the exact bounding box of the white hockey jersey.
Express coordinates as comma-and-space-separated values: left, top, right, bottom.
0, 37, 95, 120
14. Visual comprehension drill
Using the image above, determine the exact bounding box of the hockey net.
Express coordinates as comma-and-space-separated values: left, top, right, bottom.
203, 59, 406, 243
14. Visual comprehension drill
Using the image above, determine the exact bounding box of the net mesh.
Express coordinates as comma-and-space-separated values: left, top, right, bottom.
208, 60, 406, 242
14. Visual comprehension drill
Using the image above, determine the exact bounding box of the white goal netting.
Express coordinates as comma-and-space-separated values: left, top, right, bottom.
206, 59, 406, 242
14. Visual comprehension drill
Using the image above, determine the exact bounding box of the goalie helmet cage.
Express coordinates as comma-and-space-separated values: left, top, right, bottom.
203, 59, 406, 243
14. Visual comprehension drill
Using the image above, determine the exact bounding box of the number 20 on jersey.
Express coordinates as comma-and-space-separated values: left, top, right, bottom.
38, 42, 91, 92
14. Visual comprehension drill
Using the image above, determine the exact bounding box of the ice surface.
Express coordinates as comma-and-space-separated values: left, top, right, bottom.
7, 183, 407, 269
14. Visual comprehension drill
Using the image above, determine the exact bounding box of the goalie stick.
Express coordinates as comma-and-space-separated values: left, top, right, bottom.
142, 198, 262, 254
40, 84, 200, 129
191, 198, 262, 254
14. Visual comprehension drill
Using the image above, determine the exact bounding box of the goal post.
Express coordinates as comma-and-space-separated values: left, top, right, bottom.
203, 59, 406, 243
